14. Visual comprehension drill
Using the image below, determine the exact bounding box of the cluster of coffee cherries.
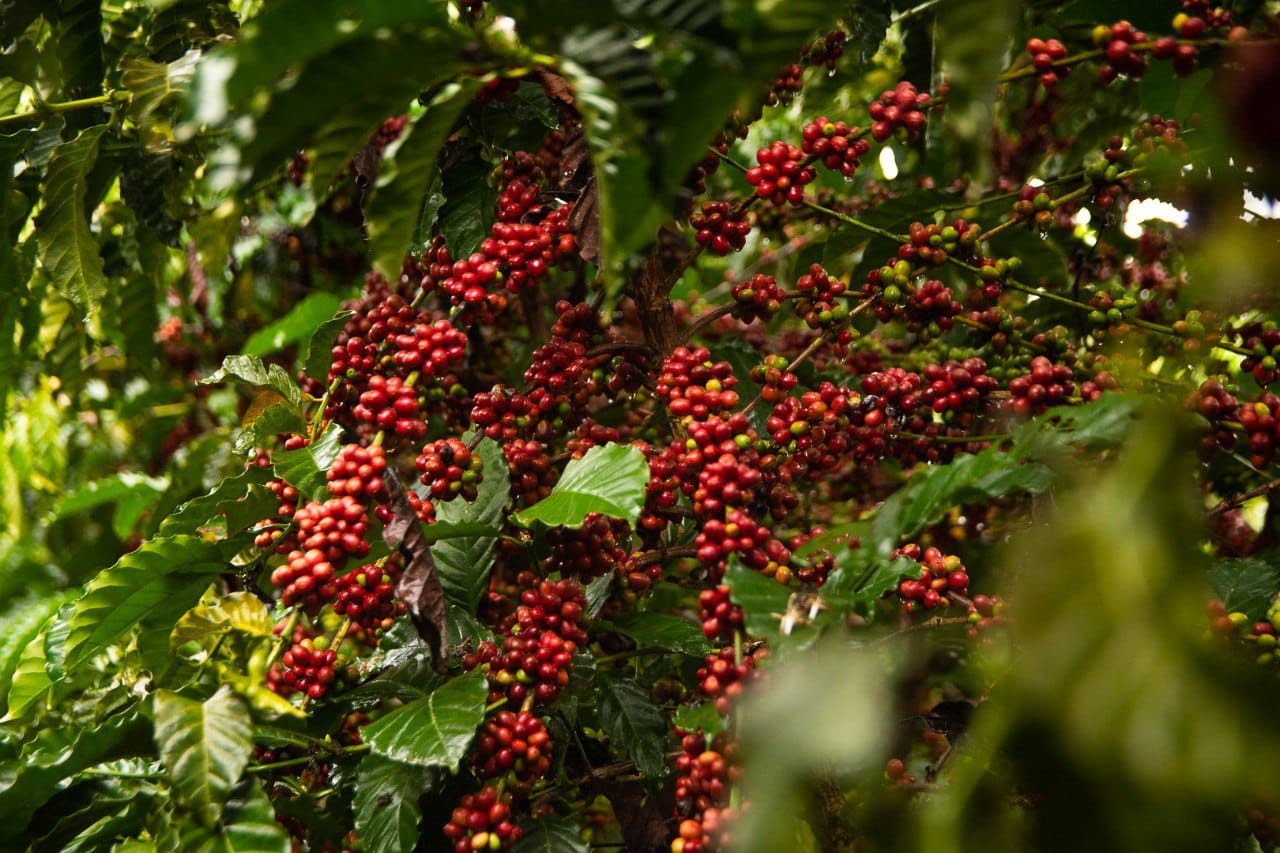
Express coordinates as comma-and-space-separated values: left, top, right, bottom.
894, 544, 970, 612
765, 381, 855, 475
657, 348, 740, 422
416, 437, 484, 501
442, 786, 522, 853
1239, 395, 1280, 468
469, 710, 552, 787
699, 585, 744, 644
504, 439, 557, 506
697, 645, 766, 714
463, 573, 589, 706
1189, 379, 1240, 458
267, 636, 338, 700
1094, 20, 1153, 82
745, 141, 817, 206
1005, 356, 1076, 416
868, 81, 933, 142
672, 731, 739, 853
800, 116, 872, 177
694, 508, 790, 578
899, 220, 981, 267
691, 201, 752, 255
749, 355, 798, 405
918, 359, 1000, 421
793, 263, 850, 330
331, 556, 404, 644
731, 274, 786, 323
542, 513, 629, 582
273, 496, 371, 612
1026, 36, 1070, 88
1234, 322, 1280, 385
351, 374, 428, 439
326, 443, 392, 519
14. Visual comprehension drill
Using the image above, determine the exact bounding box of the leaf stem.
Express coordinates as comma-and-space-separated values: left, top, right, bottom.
247, 743, 370, 774
0, 92, 120, 130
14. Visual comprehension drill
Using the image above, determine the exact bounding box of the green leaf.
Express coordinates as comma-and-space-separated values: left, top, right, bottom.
232, 403, 309, 455
724, 559, 790, 641
513, 817, 589, 853
221, 0, 453, 109
515, 443, 649, 528
161, 466, 275, 536
65, 534, 244, 667
203, 354, 305, 412
302, 309, 353, 383
439, 147, 496, 260
607, 613, 711, 657
242, 292, 343, 358
35, 125, 108, 324
52, 0, 103, 105
363, 670, 487, 768
0, 598, 65, 717
671, 701, 725, 737
0, 593, 64, 711
272, 422, 344, 500
431, 437, 510, 610
558, 62, 665, 301
176, 781, 289, 853
154, 687, 253, 829
596, 672, 669, 780
826, 555, 919, 617
171, 591, 273, 651
1208, 554, 1280, 622
584, 573, 614, 619
120, 50, 198, 126
368, 79, 481, 279
230, 31, 466, 187
352, 755, 434, 853
0, 714, 146, 840
52, 472, 169, 522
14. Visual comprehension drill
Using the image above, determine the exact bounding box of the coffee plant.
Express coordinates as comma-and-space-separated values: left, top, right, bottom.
4, 0, 1280, 850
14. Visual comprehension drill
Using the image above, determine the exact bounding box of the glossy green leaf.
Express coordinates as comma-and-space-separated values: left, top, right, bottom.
5, 626, 52, 719
203, 354, 305, 412
303, 310, 354, 384
160, 466, 275, 536
607, 612, 711, 657
672, 700, 726, 737
431, 437, 510, 610
0, 713, 145, 841
242, 292, 343, 358
65, 534, 244, 667
171, 591, 273, 651
515, 443, 649, 528
154, 687, 253, 829
368, 79, 481, 279
596, 672, 669, 780
724, 559, 791, 641
363, 670, 486, 769
585, 572, 614, 619
272, 422, 344, 500
439, 147, 496, 260
176, 781, 289, 853
513, 817, 589, 853
1208, 553, 1280, 622
352, 755, 435, 853
222, 0, 454, 108
35, 125, 108, 324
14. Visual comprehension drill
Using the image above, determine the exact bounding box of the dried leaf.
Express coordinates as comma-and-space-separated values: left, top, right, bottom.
383, 468, 446, 663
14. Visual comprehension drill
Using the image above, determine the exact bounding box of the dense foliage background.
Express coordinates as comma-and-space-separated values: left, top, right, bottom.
3, 0, 1280, 850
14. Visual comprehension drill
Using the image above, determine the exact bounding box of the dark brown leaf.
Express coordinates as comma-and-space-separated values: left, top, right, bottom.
383, 467, 446, 663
